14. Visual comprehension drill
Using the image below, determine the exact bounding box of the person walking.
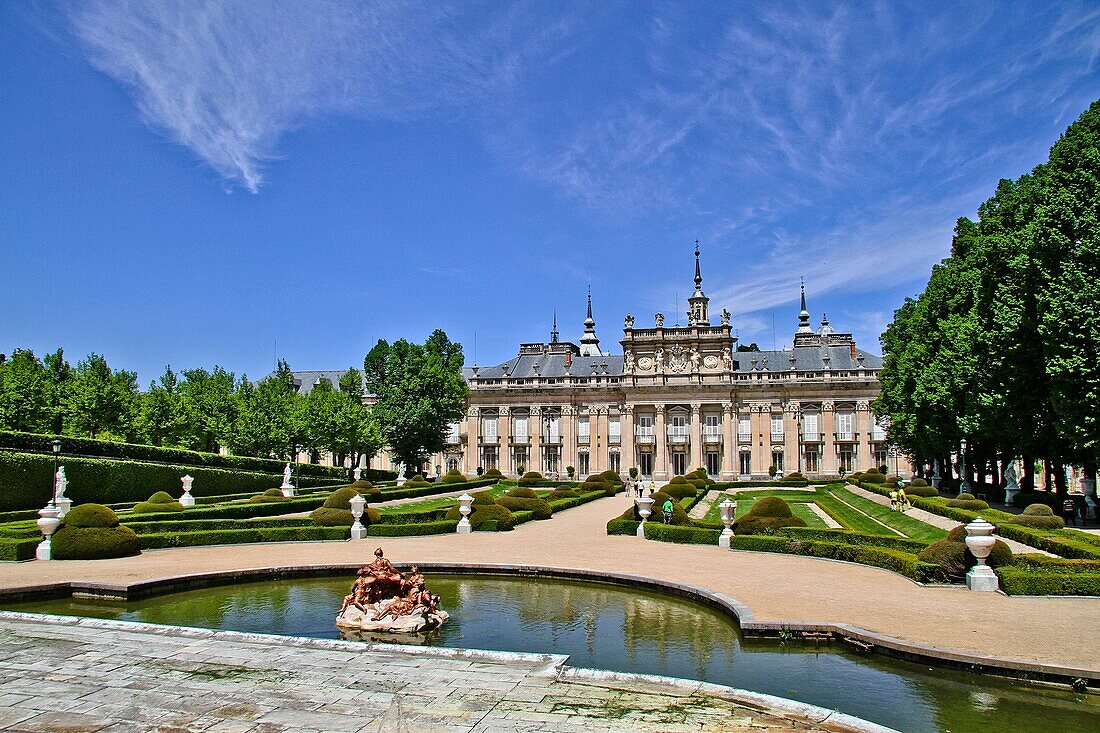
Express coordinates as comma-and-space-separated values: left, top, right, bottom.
662, 498, 674, 524
1063, 497, 1078, 526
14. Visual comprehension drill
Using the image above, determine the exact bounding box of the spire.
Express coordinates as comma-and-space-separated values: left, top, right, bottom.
797, 278, 812, 334
687, 239, 710, 325
579, 286, 603, 356
550, 310, 559, 343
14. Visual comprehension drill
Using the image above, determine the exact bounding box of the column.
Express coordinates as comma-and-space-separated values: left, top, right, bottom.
620, 404, 636, 477
497, 407, 511, 475
822, 400, 837, 474
784, 401, 800, 475
856, 400, 871, 471
529, 405, 541, 476
561, 405, 577, 478
690, 403, 703, 472
654, 404, 668, 480
750, 403, 768, 478
721, 401, 736, 479
594, 406, 609, 473
465, 407, 479, 474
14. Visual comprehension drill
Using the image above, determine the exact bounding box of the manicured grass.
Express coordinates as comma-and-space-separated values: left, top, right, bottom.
377, 484, 510, 515
831, 486, 947, 541
814, 492, 899, 535
701, 493, 825, 528
789, 502, 828, 528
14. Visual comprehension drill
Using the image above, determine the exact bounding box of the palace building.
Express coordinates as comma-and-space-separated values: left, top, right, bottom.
296, 247, 886, 481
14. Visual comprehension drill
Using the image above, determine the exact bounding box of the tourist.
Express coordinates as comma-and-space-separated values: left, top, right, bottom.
1062, 497, 1077, 526
662, 498, 673, 524
889, 490, 898, 510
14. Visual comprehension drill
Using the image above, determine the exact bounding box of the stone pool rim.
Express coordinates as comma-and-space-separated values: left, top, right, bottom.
0, 611, 899, 733
0, 561, 1096, 689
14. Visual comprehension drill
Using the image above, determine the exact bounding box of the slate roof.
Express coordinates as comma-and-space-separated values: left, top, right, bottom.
288, 370, 367, 396
461, 345, 880, 379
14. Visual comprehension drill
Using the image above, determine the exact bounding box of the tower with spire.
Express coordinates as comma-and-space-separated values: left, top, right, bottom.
579, 287, 604, 356
550, 310, 559, 344
687, 239, 710, 326
796, 278, 812, 334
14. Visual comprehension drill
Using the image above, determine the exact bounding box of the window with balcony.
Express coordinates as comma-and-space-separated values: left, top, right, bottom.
445, 422, 461, 443
609, 419, 621, 443
871, 414, 887, 441
803, 413, 820, 441
836, 412, 854, 441
737, 417, 751, 442
770, 415, 784, 441
704, 414, 721, 441
636, 415, 654, 443
481, 418, 498, 442
668, 413, 688, 441
514, 417, 528, 443
545, 417, 560, 444
578, 419, 591, 444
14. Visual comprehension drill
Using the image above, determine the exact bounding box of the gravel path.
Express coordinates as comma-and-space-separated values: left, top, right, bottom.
804, 501, 843, 528
688, 490, 720, 518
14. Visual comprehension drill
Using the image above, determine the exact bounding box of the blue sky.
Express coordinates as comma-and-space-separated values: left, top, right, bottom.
2, 1, 1098, 385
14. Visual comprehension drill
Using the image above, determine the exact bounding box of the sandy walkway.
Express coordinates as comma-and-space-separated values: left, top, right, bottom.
1, 494, 1097, 671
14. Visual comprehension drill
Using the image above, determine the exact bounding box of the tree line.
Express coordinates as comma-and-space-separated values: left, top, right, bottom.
874, 99, 1099, 495
0, 329, 468, 476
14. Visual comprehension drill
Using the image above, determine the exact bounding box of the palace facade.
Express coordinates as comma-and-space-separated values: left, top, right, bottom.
296, 249, 888, 481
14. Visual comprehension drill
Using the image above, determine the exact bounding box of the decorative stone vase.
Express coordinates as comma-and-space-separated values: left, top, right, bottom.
964, 517, 999, 592
349, 494, 367, 540
353, 467, 362, 482
456, 494, 474, 534
36, 502, 61, 561
180, 474, 196, 507
718, 499, 735, 549
635, 496, 654, 537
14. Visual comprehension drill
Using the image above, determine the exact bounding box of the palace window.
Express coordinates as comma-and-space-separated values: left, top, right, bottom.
839, 448, 854, 473
545, 416, 560, 443
771, 450, 784, 473
514, 417, 528, 443
669, 413, 688, 439
636, 415, 654, 442
609, 451, 620, 473
738, 417, 751, 442
705, 451, 720, 476
739, 451, 752, 475
671, 451, 687, 476
578, 419, 591, 444
578, 451, 590, 476
803, 413, 819, 441
481, 417, 498, 442
770, 415, 784, 441
639, 451, 654, 477
871, 414, 887, 441
805, 446, 820, 473
609, 419, 621, 443
836, 412, 854, 441
481, 447, 498, 470
445, 422, 461, 443
704, 414, 721, 440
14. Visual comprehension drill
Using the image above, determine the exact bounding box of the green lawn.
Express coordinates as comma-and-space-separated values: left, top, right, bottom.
830, 486, 947, 541
701, 493, 826, 528
377, 484, 511, 515
813, 491, 899, 535
790, 502, 829, 528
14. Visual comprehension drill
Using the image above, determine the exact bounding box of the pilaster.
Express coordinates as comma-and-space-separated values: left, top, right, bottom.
620, 404, 636, 477
721, 401, 736, 480
784, 401, 800, 475
654, 404, 668, 480
690, 403, 703, 472
561, 405, 577, 477
822, 401, 837, 474
499, 407, 512, 475
529, 405, 541, 476
466, 406, 480, 474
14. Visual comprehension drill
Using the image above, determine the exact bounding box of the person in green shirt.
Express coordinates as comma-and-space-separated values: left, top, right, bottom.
662, 498, 674, 524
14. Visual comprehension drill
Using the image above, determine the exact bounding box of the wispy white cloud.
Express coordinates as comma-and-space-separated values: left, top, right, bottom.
64, 0, 547, 192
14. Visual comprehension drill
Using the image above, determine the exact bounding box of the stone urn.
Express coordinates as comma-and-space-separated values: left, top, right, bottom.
718, 499, 736, 549
456, 494, 474, 534
635, 496, 654, 537
36, 502, 61, 561
349, 494, 367, 540
964, 517, 999, 592
180, 475, 195, 507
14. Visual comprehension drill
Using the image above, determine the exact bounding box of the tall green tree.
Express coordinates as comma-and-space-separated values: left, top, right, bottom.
230, 373, 299, 458
43, 348, 72, 434
364, 329, 467, 474
137, 365, 185, 446
64, 353, 139, 439
178, 366, 238, 453
0, 349, 52, 432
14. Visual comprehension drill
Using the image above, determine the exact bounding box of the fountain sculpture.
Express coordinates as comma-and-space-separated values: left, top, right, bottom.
335, 548, 448, 633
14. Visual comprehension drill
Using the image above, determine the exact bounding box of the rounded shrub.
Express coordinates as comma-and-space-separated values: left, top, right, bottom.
947, 494, 989, 510
132, 489, 185, 514
955, 492, 976, 500
734, 514, 806, 536
581, 477, 613, 496
483, 467, 504, 479
63, 503, 120, 528
909, 478, 928, 487
618, 490, 691, 525
918, 539, 967, 578
441, 469, 467, 484
749, 496, 794, 518
249, 488, 290, 503
518, 471, 545, 486
310, 486, 366, 526
1003, 504, 1063, 530
497, 495, 553, 520
506, 486, 539, 499
662, 483, 697, 500
405, 474, 432, 487
942, 525, 1013, 569
322, 487, 359, 509
446, 502, 515, 530
598, 470, 623, 485
905, 485, 939, 497
668, 476, 689, 485
548, 487, 579, 500
52, 503, 139, 560
1023, 503, 1056, 516
849, 472, 863, 483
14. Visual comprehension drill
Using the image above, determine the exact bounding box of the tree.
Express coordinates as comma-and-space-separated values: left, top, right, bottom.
43, 348, 72, 434
299, 377, 382, 472
137, 365, 185, 446
736, 342, 761, 352
0, 349, 51, 432
230, 373, 299, 458
364, 329, 468, 474
177, 366, 238, 453
64, 353, 139, 439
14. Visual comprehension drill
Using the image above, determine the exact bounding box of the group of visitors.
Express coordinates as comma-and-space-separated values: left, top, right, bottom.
889, 488, 911, 512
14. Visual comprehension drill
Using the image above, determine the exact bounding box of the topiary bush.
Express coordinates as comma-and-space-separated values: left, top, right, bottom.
581, 477, 613, 496
917, 539, 967, 578
441, 469, 467, 484
506, 486, 539, 499
732, 496, 807, 535
349, 480, 381, 499
497, 496, 553, 520
310, 486, 368, 526
518, 471, 545, 486
662, 483, 697, 500
548, 487, 579, 500
909, 478, 928, 487
1002, 503, 1064, 530
445, 501, 514, 531
618, 490, 692, 525
905, 485, 939, 497
249, 488, 290, 503
404, 474, 432, 488
52, 503, 140, 560
947, 493, 989, 511
598, 470, 623, 486
925, 525, 1014, 573
132, 490, 186, 514
483, 467, 504, 479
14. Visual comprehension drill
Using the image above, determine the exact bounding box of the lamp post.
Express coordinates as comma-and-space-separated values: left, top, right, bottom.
718, 499, 736, 549
635, 495, 654, 538
349, 494, 367, 540
959, 439, 971, 494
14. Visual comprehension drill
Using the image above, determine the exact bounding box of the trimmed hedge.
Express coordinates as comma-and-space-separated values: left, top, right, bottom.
0, 537, 37, 561
777, 527, 929, 554
250, 488, 291, 504
729, 535, 941, 582
52, 503, 140, 560
497, 496, 552, 520
441, 469, 467, 484
367, 520, 458, 536
132, 491, 185, 514
644, 522, 722, 544
607, 517, 640, 535
0, 451, 291, 512
996, 567, 1100, 596
0, 430, 378, 479
733, 496, 807, 535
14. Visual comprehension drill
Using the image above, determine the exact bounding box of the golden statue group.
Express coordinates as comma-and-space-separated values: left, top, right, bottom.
335, 548, 449, 633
